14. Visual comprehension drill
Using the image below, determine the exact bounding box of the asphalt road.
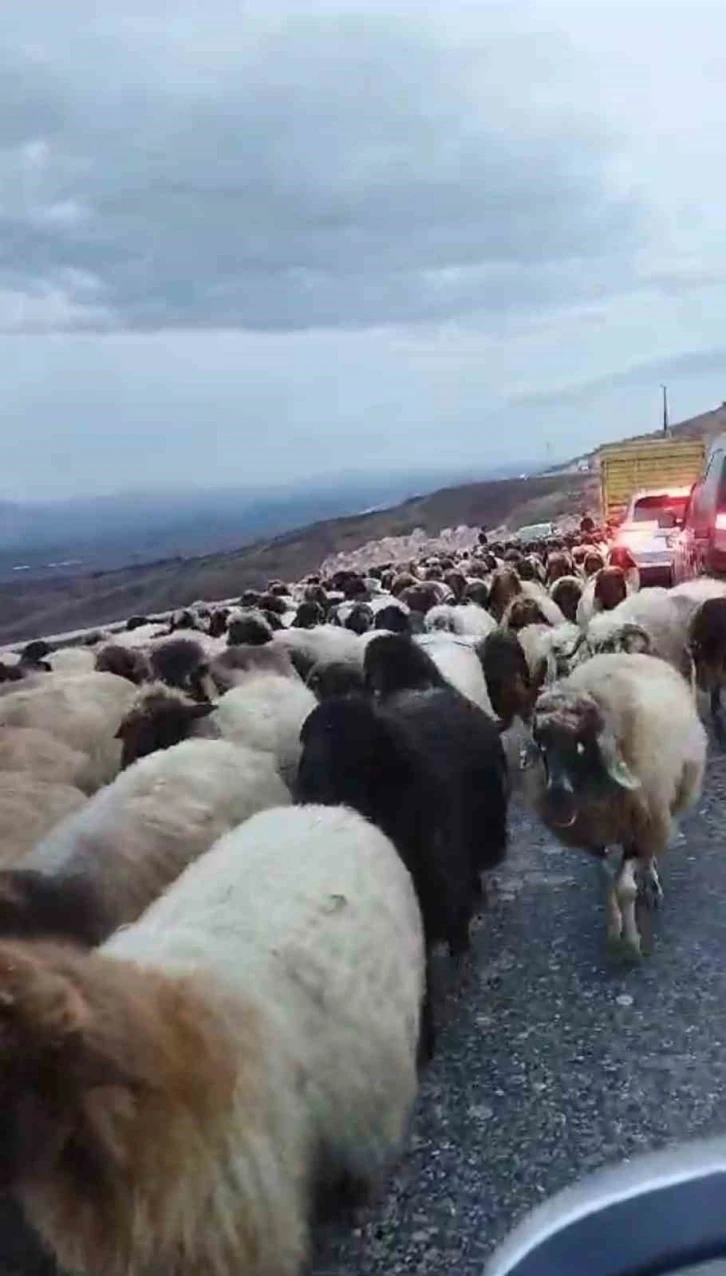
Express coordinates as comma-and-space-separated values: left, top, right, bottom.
315, 719, 726, 1275
3, 722, 726, 1276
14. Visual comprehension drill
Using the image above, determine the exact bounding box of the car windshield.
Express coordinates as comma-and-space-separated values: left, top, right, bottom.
631, 493, 689, 528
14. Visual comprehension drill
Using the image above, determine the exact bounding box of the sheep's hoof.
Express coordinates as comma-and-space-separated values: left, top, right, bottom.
606, 934, 642, 964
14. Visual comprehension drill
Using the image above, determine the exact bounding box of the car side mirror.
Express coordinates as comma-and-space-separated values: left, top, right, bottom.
485, 1134, 726, 1276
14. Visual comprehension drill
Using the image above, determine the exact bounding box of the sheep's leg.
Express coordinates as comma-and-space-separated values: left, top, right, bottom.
615, 851, 641, 958
417, 957, 437, 1068
600, 853, 624, 949
638, 857, 664, 911
711, 687, 724, 744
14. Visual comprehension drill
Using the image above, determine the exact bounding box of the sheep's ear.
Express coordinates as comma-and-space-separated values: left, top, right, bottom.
598, 728, 641, 790
114, 720, 132, 740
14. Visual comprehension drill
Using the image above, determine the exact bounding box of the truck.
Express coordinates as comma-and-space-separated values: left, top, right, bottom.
598, 435, 706, 527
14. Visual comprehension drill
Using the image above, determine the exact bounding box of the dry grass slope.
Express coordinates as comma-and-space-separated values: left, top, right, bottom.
0, 472, 594, 643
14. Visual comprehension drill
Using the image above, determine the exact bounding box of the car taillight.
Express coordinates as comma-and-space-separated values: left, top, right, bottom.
715, 513, 726, 532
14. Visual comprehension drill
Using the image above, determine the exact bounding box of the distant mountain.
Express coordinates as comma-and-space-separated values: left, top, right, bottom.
0, 461, 542, 581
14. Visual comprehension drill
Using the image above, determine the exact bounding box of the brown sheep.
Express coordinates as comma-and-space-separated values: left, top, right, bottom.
488, 568, 522, 622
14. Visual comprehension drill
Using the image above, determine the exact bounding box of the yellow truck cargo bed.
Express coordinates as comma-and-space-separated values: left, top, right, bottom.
598, 436, 706, 524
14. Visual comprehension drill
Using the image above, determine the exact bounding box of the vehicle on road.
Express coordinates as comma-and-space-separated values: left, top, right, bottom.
515, 522, 555, 543
673, 435, 726, 583
613, 486, 691, 585
599, 435, 706, 527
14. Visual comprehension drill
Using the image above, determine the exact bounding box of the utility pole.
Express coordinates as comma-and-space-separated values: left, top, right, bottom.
661, 384, 669, 435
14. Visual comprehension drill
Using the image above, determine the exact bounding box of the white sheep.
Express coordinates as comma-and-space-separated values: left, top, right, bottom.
526, 652, 707, 957
415, 632, 495, 717
0, 725, 88, 788
520, 580, 566, 628
48, 647, 97, 677
424, 603, 496, 639
583, 588, 695, 683
0, 803, 424, 1276
3, 737, 289, 945
0, 772, 86, 866
213, 673, 317, 785
0, 672, 137, 793
516, 622, 582, 687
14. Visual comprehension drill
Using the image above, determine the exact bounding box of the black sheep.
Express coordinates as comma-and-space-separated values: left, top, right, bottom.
295, 687, 509, 1060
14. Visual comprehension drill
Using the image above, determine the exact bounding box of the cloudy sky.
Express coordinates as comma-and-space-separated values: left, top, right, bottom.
1, 0, 724, 499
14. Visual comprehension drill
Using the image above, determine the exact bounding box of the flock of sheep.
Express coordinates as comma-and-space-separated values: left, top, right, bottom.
0, 527, 723, 1276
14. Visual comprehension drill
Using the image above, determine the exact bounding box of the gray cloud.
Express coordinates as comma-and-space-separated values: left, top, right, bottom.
0, 3, 638, 332
0, 2, 723, 501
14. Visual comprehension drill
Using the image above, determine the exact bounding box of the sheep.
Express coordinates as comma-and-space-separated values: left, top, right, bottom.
516, 622, 583, 691
501, 594, 552, 633
117, 674, 316, 786
364, 634, 449, 699
296, 691, 508, 1058
583, 589, 694, 685
582, 547, 605, 577
0, 773, 87, 866
373, 602, 412, 634
607, 544, 641, 593
0, 803, 423, 1276
211, 674, 317, 786
525, 653, 707, 957
306, 660, 366, 700
47, 647, 96, 677
149, 637, 216, 702
227, 610, 274, 647
274, 624, 363, 683
343, 602, 374, 634
576, 567, 631, 628
475, 630, 534, 727
424, 602, 496, 639
0, 673, 137, 794
209, 643, 296, 693
0, 737, 289, 947
550, 575, 583, 624
115, 684, 216, 768
0, 725, 88, 789
293, 600, 325, 628
686, 596, 726, 741
95, 643, 151, 685
546, 551, 574, 583
416, 634, 496, 717
488, 567, 522, 621
520, 580, 566, 627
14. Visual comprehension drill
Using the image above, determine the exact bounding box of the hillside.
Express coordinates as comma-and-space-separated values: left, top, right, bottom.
0, 471, 594, 643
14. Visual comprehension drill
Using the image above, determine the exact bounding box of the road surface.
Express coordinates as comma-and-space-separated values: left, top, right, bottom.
315, 720, 726, 1274
3, 724, 726, 1275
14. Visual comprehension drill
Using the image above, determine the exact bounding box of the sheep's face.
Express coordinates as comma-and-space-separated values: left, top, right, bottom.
344, 604, 374, 636
504, 597, 549, 633
488, 570, 522, 620
306, 661, 364, 701
226, 614, 272, 647
594, 567, 627, 612
550, 578, 582, 624
373, 605, 410, 635
532, 691, 639, 828
364, 635, 441, 698
115, 694, 215, 767
293, 602, 324, 629
689, 600, 726, 692
479, 635, 533, 727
